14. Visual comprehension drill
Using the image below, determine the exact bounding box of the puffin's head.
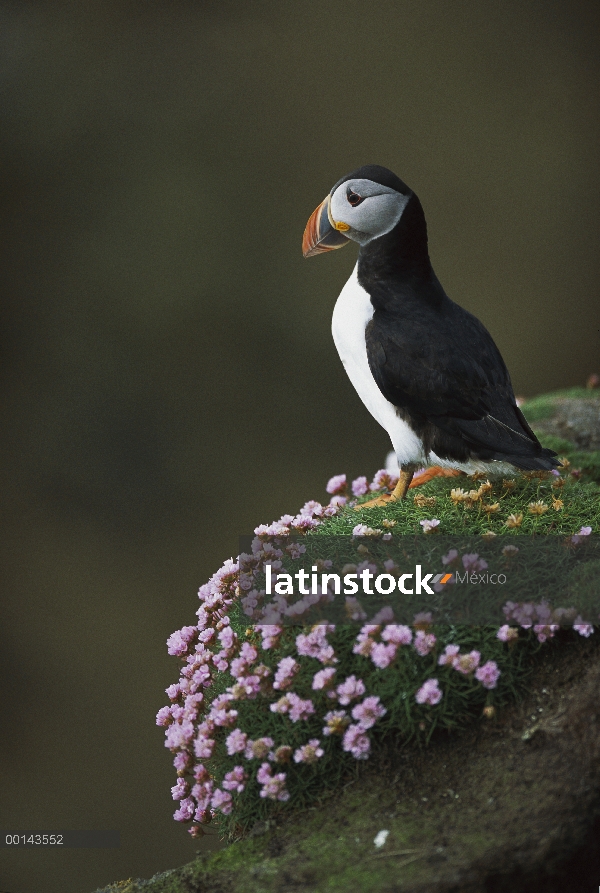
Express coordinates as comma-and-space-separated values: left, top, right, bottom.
302, 165, 412, 258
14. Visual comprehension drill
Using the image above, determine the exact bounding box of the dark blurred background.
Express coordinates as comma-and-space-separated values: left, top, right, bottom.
0, 2, 598, 891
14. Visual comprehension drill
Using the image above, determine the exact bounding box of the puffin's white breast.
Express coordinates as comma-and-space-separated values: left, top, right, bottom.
331, 264, 424, 465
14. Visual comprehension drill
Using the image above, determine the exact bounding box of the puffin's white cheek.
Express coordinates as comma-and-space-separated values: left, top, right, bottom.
356, 194, 409, 236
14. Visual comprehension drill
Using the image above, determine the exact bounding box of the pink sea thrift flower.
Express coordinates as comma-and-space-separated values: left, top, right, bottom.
273, 656, 300, 690
287, 693, 315, 722
336, 675, 366, 706
167, 625, 198, 656
171, 778, 189, 800
438, 644, 460, 666
442, 549, 459, 566
326, 474, 347, 495
497, 625, 519, 642
257, 763, 290, 801
414, 630, 436, 656
244, 737, 274, 760
453, 650, 481, 674
173, 751, 192, 773
351, 696, 387, 729
156, 706, 173, 727
296, 625, 336, 663
222, 766, 247, 793
370, 469, 398, 492
342, 724, 371, 759
416, 678, 443, 705
420, 518, 440, 534
382, 624, 412, 646
211, 788, 233, 815
573, 616, 594, 637
270, 695, 291, 715
323, 710, 350, 736
329, 495, 347, 507
293, 739, 324, 764
370, 642, 398, 669
352, 476, 369, 497
173, 797, 195, 823
571, 525, 592, 544
254, 624, 282, 649
225, 729, 248, 755
533, 624, 559, 643
462, 553, 488, 572
312, 667, 337, 691
475, 661, 501, 689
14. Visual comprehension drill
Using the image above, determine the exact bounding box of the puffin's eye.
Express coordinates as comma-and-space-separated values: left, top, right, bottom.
347, 188, 363, 207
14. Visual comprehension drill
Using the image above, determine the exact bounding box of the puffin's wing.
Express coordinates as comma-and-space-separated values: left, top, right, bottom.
365, 300, 549, 461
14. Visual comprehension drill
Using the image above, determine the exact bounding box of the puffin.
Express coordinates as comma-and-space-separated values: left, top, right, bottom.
302, 164, 559, 502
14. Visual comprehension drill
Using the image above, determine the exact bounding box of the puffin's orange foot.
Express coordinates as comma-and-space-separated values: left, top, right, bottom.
353, 494, 394, 510
409, 467, 464, 488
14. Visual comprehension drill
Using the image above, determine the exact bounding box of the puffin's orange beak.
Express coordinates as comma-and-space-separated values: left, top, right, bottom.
302, 196, 350, 258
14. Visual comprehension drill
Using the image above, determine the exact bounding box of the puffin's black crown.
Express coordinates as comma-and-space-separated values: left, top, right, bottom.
330, 165, 410, 197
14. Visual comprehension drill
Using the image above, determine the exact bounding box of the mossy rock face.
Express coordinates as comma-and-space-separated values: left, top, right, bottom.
93, 639, 600, 893
94, 391, 600, 893
522, 387, 600, 453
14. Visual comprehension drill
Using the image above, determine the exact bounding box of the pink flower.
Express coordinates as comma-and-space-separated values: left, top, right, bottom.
192, 780, 213, 811
441, 549, 459, 566
257, 762, 273, 784
416, 678, 443, 705
342, 724, 371, 759
533, 624, 558, 643
193, 734, 215, 760
573, 616, 594, 638
257, 763, 290, 801
211, 788, 233, 815
336, 675, 366, 705
156, 706, 173, 727
225, 729, 248, 755
171, 778, 189, 800
413, 630, 436, 656
273, 656, 300, 690
270, 695, 291, 715
351, 696, 386, 729
438, 644, 460, 666
453, 650, 481, 674
497, 625, 519, 642
165, 720, 195, 750
370, 469, 398, 492
254, 624, 282, 649
167, 626, 198, 656
420, 518, 440, 534
462, 553, 488, 572
312, 667, 337, 690
352, 476, 369, 497
173, 751, 192, 773
370, 642, 397, 669
571, 526, 592, 544
244, 737, 274, 760
323, 710, 350, 736
287, 693, 315, 722
381, 624, 412, 646
222, 766, 247, 793
296, 625, 337, 664
475, 661, 501, 689
329, 495, 347, 507
326, 474, 347, 495
173, 797, 195, 823
293, 739, 324, 764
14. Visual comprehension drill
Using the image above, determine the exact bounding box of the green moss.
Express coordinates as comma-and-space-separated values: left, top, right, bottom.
520, 386, 598, 422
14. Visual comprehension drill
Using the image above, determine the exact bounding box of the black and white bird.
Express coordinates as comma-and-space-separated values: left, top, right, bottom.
302, 164, 559, 501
